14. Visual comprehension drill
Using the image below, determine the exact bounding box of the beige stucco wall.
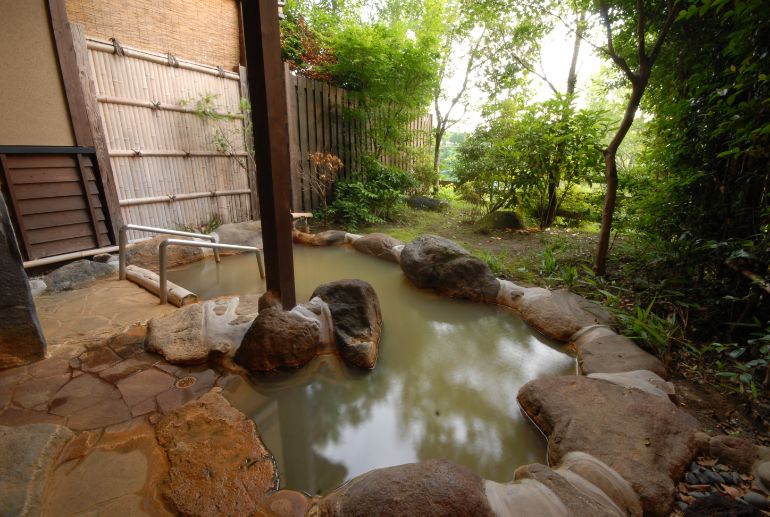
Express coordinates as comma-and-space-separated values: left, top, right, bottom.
0, 0, 75, 146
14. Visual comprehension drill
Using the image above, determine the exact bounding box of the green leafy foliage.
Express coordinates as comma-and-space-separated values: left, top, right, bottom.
454, 95, 607, 227
326, 156, 415, 229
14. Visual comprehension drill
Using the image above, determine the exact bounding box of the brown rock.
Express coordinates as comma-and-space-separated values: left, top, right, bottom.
311, 280, 382, 369
293, 230, 347, 247
317, 459, 493, 517
258, 291, 283, 312
155, 389, 277, 516
351, 233, 403, 263
78, 347, 122, 373
513, 463, 624, 516
517, 375, 701, 516
235, 308, 320, 372
709, 435, 758, 472
125, 235, 203, 272
515, 289, 613, 342
574, 326, 666, 378
400, 234, 500, 302
146, 304, 206, 365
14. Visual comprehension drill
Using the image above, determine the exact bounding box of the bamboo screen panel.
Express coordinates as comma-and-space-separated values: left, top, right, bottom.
86, 37, 252, 241
66, 0, 241, 70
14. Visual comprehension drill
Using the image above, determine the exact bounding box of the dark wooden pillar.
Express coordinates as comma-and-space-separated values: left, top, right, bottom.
241, 0, 296, 309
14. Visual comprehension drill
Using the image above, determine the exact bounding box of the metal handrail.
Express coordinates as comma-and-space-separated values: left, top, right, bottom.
118, 224, 220, 280
159, 239, 265, 304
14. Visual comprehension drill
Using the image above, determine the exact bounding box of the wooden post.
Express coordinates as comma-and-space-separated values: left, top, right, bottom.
241, 0, 296, 309
285, 65, 302, 212
49, 2, 123, 242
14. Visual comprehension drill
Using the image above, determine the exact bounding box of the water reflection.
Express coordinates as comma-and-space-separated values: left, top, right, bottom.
169, 246, 576, 495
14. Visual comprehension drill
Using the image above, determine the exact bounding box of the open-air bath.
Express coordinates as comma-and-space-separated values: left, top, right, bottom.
167, 243, 575, 495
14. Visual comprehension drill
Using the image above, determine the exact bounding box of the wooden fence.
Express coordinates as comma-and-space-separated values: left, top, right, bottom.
286, 72, 433, 212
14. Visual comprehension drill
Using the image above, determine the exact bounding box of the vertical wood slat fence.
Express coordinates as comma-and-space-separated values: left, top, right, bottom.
84, 36, 253, 241
286, 71, 434, 213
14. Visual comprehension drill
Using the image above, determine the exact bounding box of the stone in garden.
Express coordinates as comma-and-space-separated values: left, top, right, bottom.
212, 221, 263, 250
125, 234, 204, 272
517, 375, 701, 516
351, 233, 403, 263
513, 463, 625, 516
573, 325, 667, 378
0, 424, 73, 517
400, 234, 500, 302
235, 306, 320, 372
92, 253, 113, 263
477, 210, 525, 231
407, 196, 449, 211
497, 282, 614, 342
742, 491, 769, 510
155, 389, 277, 516
317, 459, 493, 517
312, 279, 382, 369
28, 278, 47, 297
708, 434, 758, 472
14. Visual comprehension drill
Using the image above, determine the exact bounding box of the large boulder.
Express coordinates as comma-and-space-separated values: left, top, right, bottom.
400, 235, 500, 302
407, 196, 449, 212
43, 259, 114, 292
497, 282, 613, 342
317, 459, 494, 517
155, 389, 277, 516
293, 230, 348, 247
574, 326, 666, 378
212, 221, 262, 251
311, 280, 382, 369
477, 210, 524, 232
146, 295, 260, 365
235, 307, 321, 372
125, 235, 204, 272
351, 233, 403, 263
517, 375, 701, 516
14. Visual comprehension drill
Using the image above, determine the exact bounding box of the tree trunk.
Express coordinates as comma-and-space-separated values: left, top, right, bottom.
593, 80, 646, 275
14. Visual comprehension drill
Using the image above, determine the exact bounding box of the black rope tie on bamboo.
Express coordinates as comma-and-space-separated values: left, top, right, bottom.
110, 38, 125, 57
216, 66, 226, 78
150, 101, 161, 113
132, 149, 142, 157
167, 53, 179, 68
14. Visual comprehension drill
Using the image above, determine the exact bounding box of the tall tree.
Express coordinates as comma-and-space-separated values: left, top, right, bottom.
591, 0, 677, 274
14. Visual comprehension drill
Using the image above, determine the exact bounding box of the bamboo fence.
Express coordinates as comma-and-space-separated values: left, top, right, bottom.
86, 36, 252, 240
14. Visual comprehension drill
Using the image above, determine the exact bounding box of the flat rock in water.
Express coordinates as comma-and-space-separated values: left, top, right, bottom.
0, 424, 74, 517
212, 221, 262, 250
400, 234, 500, 302
43, 260, 114, 292
517, 375, 701, 516
293, 230, 348, 246
500, 285, 613, 342
311, 279, 382, 369
155, 389, 276, 516
588, 370, 675, 399
574, 326, 666, 378
351, 233, 403, 263
317, 459, 494, 517
125, 235, 204, 272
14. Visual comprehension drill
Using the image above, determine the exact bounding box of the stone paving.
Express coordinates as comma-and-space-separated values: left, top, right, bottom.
34, 277, 176, 354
